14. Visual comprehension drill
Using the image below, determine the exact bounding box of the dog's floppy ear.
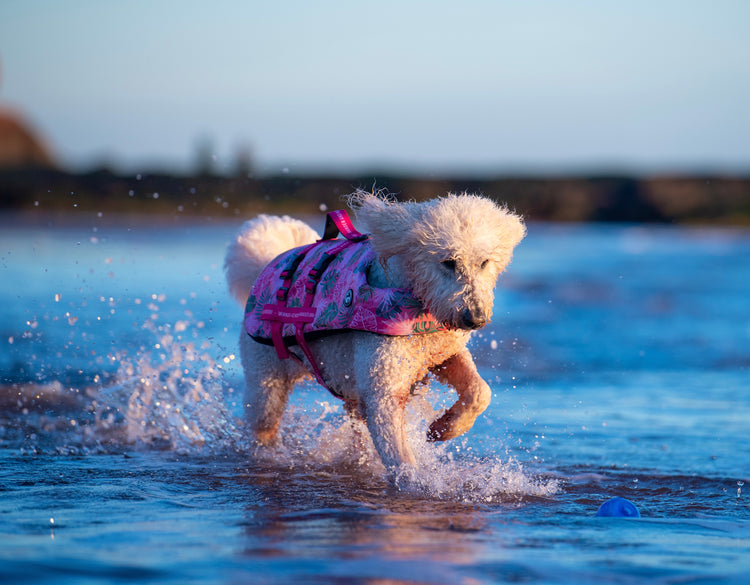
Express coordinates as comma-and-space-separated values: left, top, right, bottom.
495, 208, 526, 253
347, 190, 415, 261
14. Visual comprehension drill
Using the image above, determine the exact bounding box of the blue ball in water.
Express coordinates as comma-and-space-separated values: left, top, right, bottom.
596, 496, 640, 518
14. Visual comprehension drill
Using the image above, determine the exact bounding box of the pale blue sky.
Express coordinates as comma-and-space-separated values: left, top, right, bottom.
1, 0, 749, 175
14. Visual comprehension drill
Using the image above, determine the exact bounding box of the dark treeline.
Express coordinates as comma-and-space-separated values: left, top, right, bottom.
1, 167, 749, 224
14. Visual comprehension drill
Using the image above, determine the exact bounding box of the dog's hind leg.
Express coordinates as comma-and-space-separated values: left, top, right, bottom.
426, 348, 491, 442
241, 337, 305, 446
342, 399, 371, 462
246, 374, 296, 445
343, 399, 363, 421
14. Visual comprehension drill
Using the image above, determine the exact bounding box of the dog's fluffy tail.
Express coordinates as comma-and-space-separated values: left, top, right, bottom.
224, 214, 319, 304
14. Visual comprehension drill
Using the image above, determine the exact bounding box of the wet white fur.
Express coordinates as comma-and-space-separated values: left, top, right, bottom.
224, 191, 525, 473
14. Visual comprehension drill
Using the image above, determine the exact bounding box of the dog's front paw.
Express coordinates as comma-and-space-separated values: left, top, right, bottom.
426, 423, 444, 442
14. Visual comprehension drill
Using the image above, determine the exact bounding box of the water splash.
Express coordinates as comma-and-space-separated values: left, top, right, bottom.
4, 315, 558, 502
96, 320, 242, 453
400, 394, 559, 502
248, 385, 559, 503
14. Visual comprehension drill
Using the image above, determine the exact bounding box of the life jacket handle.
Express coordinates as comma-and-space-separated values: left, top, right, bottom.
320, 210, 369, 242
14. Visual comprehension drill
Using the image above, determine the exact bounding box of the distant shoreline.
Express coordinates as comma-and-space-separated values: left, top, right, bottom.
1, 167, 748, 225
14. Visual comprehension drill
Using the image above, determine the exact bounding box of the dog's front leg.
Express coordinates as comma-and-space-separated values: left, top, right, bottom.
427, 348, 491, 442
359, 386, 416, 469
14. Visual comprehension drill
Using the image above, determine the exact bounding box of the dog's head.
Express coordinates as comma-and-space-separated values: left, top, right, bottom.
349, 190, 526, 331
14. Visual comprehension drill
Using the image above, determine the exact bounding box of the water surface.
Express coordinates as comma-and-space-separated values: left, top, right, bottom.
1, 213, 748, 584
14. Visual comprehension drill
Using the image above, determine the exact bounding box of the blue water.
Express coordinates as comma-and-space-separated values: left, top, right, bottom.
1, 212, 748, 584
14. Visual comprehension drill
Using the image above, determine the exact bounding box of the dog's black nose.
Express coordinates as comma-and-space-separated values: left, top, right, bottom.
460, 308, 487, 330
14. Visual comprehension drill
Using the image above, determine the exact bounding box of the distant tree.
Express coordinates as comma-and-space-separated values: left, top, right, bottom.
193, 136, 216, 176
234, 143, 254, 178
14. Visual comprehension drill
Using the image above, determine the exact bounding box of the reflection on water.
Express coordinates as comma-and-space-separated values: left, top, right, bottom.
238, 469, 489, 569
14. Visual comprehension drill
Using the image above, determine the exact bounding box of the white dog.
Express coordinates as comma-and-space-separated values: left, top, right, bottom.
225, 191, 525, 471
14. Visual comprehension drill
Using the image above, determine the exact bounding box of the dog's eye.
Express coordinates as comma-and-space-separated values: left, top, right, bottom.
481, 259, 489, 270
441, 259, 457, 273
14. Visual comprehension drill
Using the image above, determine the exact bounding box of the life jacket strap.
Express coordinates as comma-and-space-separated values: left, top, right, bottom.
321, 209, 368, 242
261, 210, 367, 398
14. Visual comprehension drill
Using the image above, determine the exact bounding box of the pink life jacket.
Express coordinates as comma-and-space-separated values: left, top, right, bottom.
244, 210, 448, 393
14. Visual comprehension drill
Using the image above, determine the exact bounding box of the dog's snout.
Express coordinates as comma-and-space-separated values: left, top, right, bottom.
460, 308, 487, 330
